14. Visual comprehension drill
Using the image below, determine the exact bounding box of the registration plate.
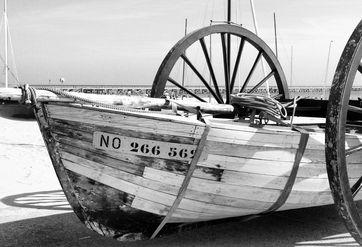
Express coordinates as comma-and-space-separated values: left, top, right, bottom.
93, 131, 197, 161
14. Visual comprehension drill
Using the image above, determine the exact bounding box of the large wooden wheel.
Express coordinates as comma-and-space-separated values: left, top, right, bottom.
151, 24, 289, 104
325, 19, 362, 244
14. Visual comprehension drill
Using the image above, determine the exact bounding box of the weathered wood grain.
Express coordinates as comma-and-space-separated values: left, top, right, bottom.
49, 118, 196, 144
55, 134, 191, 175
46, 103, 204, 139
61, 157, 260, 216
131, 197, 243, 223
208, 118, 362, 150
198, 154, 362, 178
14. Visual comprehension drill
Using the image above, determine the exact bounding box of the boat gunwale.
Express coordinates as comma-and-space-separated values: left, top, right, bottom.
44, 101, 206, 127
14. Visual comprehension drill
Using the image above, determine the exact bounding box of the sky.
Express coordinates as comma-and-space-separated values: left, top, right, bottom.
1, 0, 361, 87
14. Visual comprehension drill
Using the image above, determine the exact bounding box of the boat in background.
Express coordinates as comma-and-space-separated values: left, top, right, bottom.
0, 100, 34, 118
0, 0, 34, 119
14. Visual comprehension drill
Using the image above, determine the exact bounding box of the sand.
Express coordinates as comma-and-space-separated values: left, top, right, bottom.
0, 116, 359, 246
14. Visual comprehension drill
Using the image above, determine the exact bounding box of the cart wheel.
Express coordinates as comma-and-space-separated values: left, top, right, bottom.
325, 19, 362, 244
151, 24, 289, 104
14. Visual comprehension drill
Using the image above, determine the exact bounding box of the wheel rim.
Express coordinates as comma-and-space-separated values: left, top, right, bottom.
151, 24, 289, 104
325, 19, 362, 244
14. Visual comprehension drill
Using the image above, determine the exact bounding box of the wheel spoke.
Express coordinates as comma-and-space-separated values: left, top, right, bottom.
348, 105, 362, 114
346, 143, 362, 156
167, 77, 206, 102
199, 37, 223, 103
248, 70, 275, 94
240, 50, 263, 93
152, 24, 288, 107
221, 33, 230, 103
230, 38, 245, 95
352, 176, 362, 198
180, 54, 222, 103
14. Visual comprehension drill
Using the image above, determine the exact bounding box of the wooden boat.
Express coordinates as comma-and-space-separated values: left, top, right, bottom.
0, 15, 361, 243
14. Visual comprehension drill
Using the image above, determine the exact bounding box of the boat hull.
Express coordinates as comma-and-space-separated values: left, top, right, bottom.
34, 102, 362, 240
0, 101, 34, 119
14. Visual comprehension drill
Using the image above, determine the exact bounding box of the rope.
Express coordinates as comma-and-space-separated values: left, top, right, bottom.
231, 93, 287, 119
33, 86, 151, 114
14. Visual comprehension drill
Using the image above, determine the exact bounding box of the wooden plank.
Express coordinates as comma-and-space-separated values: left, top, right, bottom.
46, 104, 204, 139
60, 142, 144, 175
61, 147, 335, 212
51, 101, 205, 127
144, 168, 268, 202
131, 197, 243, 222
198, 153, 362, 177
182, 189, 272, 210
55, 130, 359, 209
144, 165, 349, 193
207, 117, 362, 149
55, 134, 190, 176
61, 154, 259, 215
286, 190, 333, 205
219, 172, 332, 191
206, 140, 362, 165
49, 117, 196, 144
208, 127, 362, 151
206, 140, 317, 163
56, 131, 357, 191
143, 167, 334, 205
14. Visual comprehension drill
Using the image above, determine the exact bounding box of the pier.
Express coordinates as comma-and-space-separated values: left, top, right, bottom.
27, 84, 362, 99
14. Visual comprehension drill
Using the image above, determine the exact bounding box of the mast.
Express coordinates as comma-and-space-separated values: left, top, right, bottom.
181, 18, 187, 87
290, 45, 293, 87
273, 12, 278, 58
323, 40, 333, 99
4, 0, 7, 88
225, 0, 231, 102
249, 0, 270, 96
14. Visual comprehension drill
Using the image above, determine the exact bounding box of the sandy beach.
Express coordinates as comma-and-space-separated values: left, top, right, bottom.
0, 115, 359, 247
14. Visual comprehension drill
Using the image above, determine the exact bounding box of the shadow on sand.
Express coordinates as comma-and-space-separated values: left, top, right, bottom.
1, 190, 70, 211
0, 191, 358, 247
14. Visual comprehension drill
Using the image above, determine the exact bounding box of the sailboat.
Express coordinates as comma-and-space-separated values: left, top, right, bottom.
0, 0, 33, 118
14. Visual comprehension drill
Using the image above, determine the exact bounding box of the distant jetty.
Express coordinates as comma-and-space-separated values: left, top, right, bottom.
24, 84, 362, 100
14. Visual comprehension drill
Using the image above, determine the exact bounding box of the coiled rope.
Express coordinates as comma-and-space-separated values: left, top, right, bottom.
231, 93, 287, 119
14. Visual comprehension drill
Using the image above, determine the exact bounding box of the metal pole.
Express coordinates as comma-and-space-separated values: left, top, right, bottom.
4, 0, 7, 88
227, 0, 231, 23
181, 18, 187, 87
226, 0, 231, 102
273, 12, 278, 58
290, 45, 293, 88
209, 20, 212, 102
323, 40, 333, 99
249, 0, 269, 96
